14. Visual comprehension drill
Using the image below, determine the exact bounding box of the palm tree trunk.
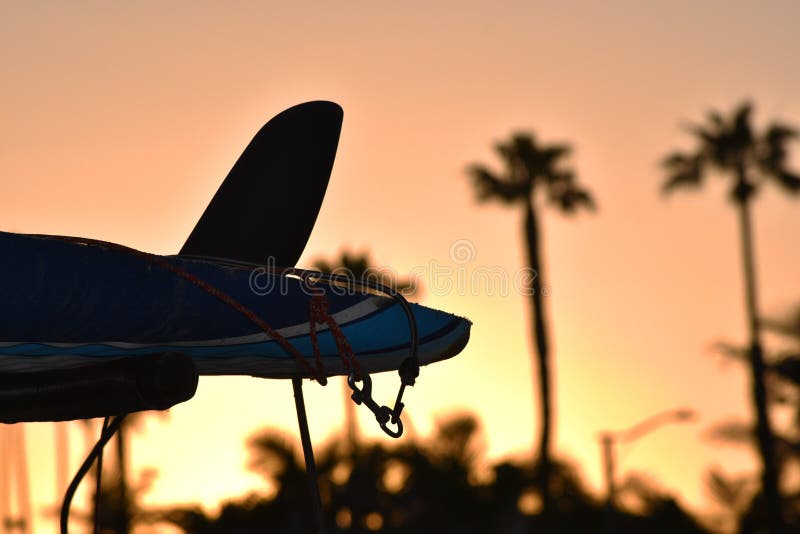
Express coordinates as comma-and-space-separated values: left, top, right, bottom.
523, 199, 553, 516
737, 185, 782, 532
55, 422, 70, 502
115, 426, 130, 534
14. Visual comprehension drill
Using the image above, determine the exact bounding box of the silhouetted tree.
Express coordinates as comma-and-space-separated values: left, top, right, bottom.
114, 423, 131, 534
148, 410, 710, 533
707, 303, 800, 531
662, 101, 800, 532
468, 133, 595, 514
706, 466, 757, 532
80, 413, 166, 533
313, 250, 420, 298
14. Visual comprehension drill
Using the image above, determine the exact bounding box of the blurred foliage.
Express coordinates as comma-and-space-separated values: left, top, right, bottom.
131, 411, 707, 534
468, 133, 595, 213
706, 303, 800, 531
313, 250, 421, 299
467, 129, 595, 520
661, 101, 800, 203
663, 101, 800, 533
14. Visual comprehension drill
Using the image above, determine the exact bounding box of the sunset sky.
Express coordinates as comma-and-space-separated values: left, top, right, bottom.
3, 1, 800, 531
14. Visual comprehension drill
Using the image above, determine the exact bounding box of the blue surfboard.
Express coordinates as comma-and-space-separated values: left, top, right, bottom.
0, 231, 470, 378
0, 101, 471, 424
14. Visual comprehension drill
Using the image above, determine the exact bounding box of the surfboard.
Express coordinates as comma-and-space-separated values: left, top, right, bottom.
0, 231, 470, 378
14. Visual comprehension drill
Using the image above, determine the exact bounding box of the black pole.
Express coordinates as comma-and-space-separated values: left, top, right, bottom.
93, 417, 110, 534
61, 415, 127, 534
292, 378, 326, 534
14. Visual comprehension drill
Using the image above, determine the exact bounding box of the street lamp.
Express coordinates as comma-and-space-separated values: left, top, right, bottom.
600, 408, 696, 534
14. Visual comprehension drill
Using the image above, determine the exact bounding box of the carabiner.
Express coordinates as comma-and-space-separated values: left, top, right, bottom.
348, 372, 372, 405
348, 372, 404, 438
380, 416, 404, 438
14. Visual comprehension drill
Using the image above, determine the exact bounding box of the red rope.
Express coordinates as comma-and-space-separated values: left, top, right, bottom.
37, 234, 351, 385
309, 295, 362, 379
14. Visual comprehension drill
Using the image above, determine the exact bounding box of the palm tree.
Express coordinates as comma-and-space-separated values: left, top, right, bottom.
82, 412, 165, 533
707, 304, 800, 530
468, 133, 595, 514
662, 101, 800, 532
113, 422, 131, 534
313, 250, 420, 298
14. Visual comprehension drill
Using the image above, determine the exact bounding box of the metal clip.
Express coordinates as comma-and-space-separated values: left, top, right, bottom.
348, 372, 404, 438
379, 415, 403, 439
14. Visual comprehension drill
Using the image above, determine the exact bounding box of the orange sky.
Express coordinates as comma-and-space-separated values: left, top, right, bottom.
3, 1, 800, 531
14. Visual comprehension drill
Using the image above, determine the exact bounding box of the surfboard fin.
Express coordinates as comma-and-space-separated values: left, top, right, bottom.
179, 101, 343, 266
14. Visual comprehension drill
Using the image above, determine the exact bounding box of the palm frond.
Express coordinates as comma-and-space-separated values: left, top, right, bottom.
757, 123, 799, 184
509, 134, 539, 185
510, 133, 536, 156
495, 134, 533, 164
772, 171, 800, 194
705, 420, 753, 445
772, 355, 800, 386
570, 187, 596, 211
762, 306, 800, 339
476, 131, 590, 210
554, 183, 596, 214
312, 259, 334, 273
707, 110, 725, 129
493, 136, 536, 187
683, 103, 753, 170
686, 123, 718, 148
732, 101, 754, 147
247, 429, 302, 479
661, 151, 704, 194
711, 340, 749, 363
493, 139, 514, 164
765, 123, 797, 145
543, 171, 595, 213
539, 144, 571, 169
661, 151, 693, 169
467, 164, 525, 203
340, 250, 371, 275
314, 250, 422, 298
706, 468, 753, 513
663, 101, 800, 201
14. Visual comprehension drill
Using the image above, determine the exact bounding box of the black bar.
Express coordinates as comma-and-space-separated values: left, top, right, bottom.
0, 352, 198, 423
292, 377, 326, 534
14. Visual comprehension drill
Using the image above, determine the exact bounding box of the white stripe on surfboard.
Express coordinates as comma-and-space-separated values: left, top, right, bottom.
0, 295, 388, 349
0, 321, 471, 376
